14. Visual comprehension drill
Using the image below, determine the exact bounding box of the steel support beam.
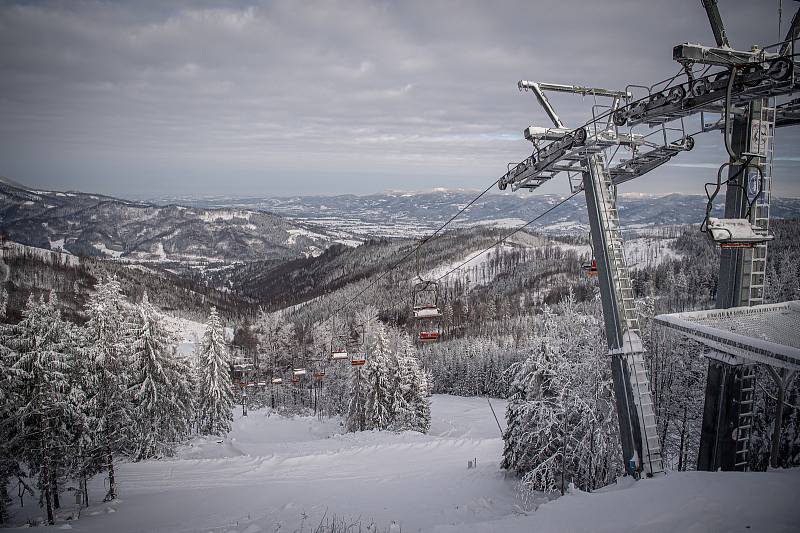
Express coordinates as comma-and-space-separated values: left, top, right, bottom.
583, 156, 643, 476
701, 0, 730, 48
698, 99, 768, 471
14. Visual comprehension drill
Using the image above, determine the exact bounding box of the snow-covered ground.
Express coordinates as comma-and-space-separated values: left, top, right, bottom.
434, 468, 800, 533
162, 314, 234, 357
9, 395, 514, 531
552, 237, 682, 271
422, 233, 680, 290
8, 395, 800, 532
422, 244, 519, 284
623, 237, 682, 270
422, 233, 548, 286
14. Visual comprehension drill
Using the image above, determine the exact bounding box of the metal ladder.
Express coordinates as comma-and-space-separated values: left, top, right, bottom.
734, 364, 757, 471
743, 103, 775, 306
593, 156, 664, 476
731, 102, 774, 470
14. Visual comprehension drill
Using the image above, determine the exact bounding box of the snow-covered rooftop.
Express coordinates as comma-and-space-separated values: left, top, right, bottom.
654, 301, 800, 370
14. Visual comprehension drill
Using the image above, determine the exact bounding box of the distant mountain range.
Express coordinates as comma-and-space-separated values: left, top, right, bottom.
4, 176, 799, 273
0, 177, 358, 266
151, 189, 800, 238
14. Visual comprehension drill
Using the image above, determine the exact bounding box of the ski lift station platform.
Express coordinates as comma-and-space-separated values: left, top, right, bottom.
653, 301, 800, 371
654, 301, 800, 470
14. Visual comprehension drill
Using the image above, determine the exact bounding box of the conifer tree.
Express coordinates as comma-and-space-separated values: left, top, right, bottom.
0, 303, 20, 524
346, 365, 368, 432
364, 349, 393, 430
85, 278, 134, 502
2, 294, 82, 524
197, 307, 234, 436
129, 292, 193, 460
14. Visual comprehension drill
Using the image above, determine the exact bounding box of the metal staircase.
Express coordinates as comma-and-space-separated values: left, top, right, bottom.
589, 155, 664, 476
743, 103, 775, 306
733, 364, 757, 471
725, 103, 774, 471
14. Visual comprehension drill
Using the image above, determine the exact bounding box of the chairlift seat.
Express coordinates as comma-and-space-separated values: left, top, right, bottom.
271, 377, 283, 385
293, 368, 307, 376
707, 217, 773, 248
413, 305, 442, 319
330, 351, 349, 360
418, 331, 440, 343
351, 354, 367, 366
581, 259, 598, 276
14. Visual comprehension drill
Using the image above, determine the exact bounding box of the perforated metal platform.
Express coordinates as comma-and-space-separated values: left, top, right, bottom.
654, 301, 800, 370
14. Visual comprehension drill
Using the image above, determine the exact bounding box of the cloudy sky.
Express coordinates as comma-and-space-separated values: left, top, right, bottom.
1, 0, 798, 198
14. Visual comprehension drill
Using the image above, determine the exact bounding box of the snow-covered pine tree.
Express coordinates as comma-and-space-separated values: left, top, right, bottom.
62, 319, 97, 510
344, 309, 382, 432
128, 292, 193, 460
364, 349, 393, 431
354, 309, 393, 431
255, 310, 296, 373
501, 330, 563, 492
385, 328, 430, 433
345, 364, 368, 432
2, 293, 83, 524
84, 277, 134, 502
502, 294, 621, 497
406, 355, 432, 433
197, 307, 234, 436
0, 291, 23, 524
313, 319, 348, 417
0, 256, 8, 319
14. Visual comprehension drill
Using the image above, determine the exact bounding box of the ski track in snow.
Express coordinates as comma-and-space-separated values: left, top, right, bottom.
13, 396, 516, 532
11, 395, 800, 532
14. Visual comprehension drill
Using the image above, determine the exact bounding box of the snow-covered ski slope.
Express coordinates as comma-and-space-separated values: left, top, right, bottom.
14, 395, 800, 532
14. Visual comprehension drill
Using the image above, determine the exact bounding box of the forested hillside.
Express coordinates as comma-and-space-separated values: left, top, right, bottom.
0, 241, 258, 323
0, 177, 357, 269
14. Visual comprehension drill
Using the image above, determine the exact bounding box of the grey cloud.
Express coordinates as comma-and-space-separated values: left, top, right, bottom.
0, 0, 798, 198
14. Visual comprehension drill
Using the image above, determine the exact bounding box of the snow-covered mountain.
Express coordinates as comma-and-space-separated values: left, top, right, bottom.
153, 189, 800, 238
0, 177, 359, 265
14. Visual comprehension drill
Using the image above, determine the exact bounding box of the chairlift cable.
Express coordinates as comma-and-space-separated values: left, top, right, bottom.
317, 46, 800, 330
331, 187, 582, 337
327, 177, 501, 317
434, 190, 582, 283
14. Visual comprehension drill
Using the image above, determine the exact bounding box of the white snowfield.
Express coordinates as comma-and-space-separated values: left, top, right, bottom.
14, 396, 800, 532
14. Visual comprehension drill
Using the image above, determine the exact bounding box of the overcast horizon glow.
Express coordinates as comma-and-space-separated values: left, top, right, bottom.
1, 0, 799, 199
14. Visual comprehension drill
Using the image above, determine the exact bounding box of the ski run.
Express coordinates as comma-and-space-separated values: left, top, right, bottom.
2, 395, 796, 532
